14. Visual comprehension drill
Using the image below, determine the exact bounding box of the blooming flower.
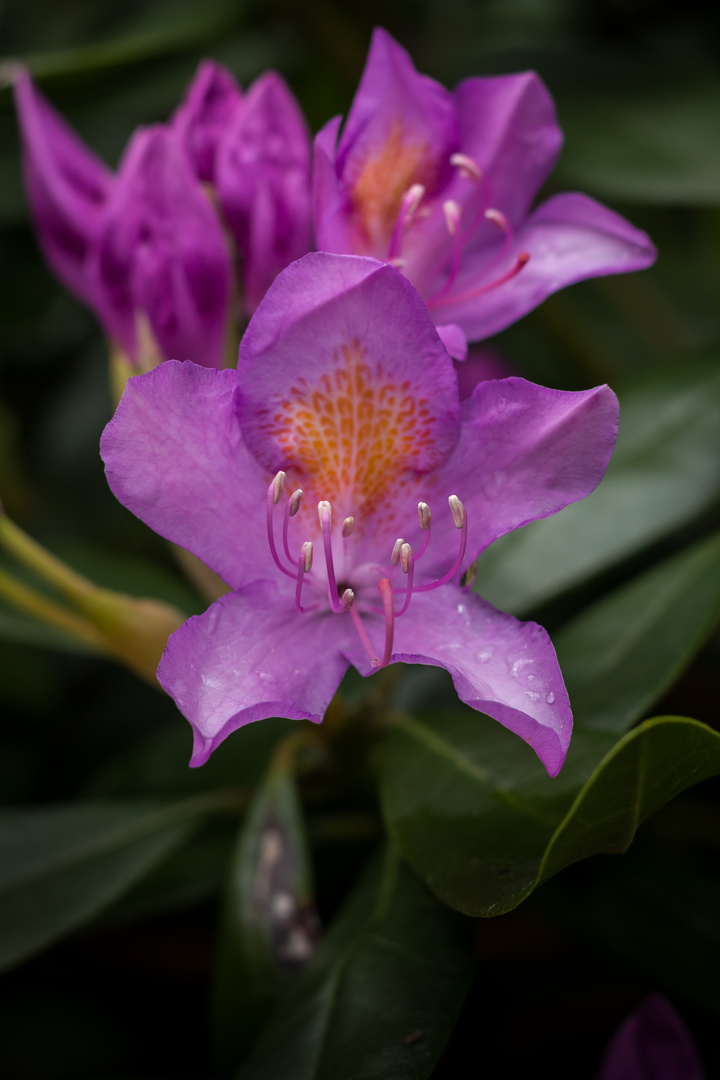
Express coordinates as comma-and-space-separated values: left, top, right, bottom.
13, 61, 312, 370
101, 252, 618, 775
595, 995, 706, 1080
313, 28, 657, 358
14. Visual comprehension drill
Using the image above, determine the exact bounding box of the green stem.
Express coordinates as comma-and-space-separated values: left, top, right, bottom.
0, 567, 106, 651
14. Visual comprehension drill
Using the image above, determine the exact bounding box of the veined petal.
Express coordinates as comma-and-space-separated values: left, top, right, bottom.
90, 126, 232, 367
420, 377, 618, 569
348, 586, 571, 776
453, 72, 562, 225
216, 71, 312, 313
335, 28, 458, 256
101, 360, 270, 589
436, 323, 468, 361
171, 59, 242, 183
158, 583, 352, 766
429, 191, 657, 341
237, 252, 460, 521
13, 69, 113, 307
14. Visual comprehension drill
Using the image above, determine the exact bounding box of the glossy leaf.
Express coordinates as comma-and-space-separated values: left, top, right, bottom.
213, 749, 319, 1071
0, 793, 233, 971
474, 360, 720, 613
236, 849, 473, 1080
383, 533, 720, 915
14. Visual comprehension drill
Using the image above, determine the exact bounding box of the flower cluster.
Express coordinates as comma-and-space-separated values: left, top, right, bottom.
14, 61, 311, 371
17, 29, 652, 774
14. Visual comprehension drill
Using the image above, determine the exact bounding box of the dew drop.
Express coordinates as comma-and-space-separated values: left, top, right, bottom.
476, 649, 493, 663
525, 691, 541, 702
546, 691, 555, 705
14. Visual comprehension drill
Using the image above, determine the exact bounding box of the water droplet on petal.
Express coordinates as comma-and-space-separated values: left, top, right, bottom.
546, 691, 555, 705
511, 658, 534, 678
476, 649, 493, 663
525, 691, 541, 702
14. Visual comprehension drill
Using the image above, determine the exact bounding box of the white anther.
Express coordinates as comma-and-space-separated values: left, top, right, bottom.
450, 152, 484, 182
418, 502, 432, 530
289, 489, 303, 516
391, 538, 405, 566
342, 516, 355, 538
484, 208, 509, 233
301, 541, 313, 573
271, 471, 286, 504
400, 542, 413, 575
443, 200, 462, 236
403, 183, 426, 218
341, 588, 355, 609
448, 495, 466, 529
317, 500, 333, 531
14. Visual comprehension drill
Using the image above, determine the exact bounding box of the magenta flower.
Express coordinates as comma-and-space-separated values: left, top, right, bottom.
13, 62, 312, 368
313, 29, 656, 357
101, 253, 618, 775
595, 996, 706, 1080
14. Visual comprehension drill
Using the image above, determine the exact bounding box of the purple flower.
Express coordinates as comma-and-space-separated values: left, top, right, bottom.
313, 28, 656, 357
215, 71, 313, 315
13, 63, 313, 368
101, 252, 618, 774
595, 996, 706, 1080
13, 68, 114, 310
88, 124, 232, 370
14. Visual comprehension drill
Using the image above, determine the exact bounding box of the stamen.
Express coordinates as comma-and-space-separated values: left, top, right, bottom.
429, 252, 530, 310
340, 588, 354, 609
450, 152, 483, 182
388, 183, 426, 261
416, 502, 431, 559
266, 475, 295, 579
484, 207, 510, 234
295, 542, 315, 613
283, 488, 303, 563
341, 516, 355, 538
413, 496, 468, 592
390, 538, 404, 567
375, 578, 395, 668
318, 500, 345, 614
348, 603, 379, 666
443, 200, 462, 236
396, 542, 414, 617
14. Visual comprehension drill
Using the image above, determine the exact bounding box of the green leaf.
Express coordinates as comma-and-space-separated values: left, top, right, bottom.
556, 82, 720, 204
236, 849, 473, 1080
383, 715, 720, 918
0, 792, 234, 972
474, 360, 720, 613
213, 750, 319, 1071
556, 531, 720, 734
382, 533, 720, 916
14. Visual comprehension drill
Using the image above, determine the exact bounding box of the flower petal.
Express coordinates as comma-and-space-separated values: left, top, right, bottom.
215, 71, 312, 313
348, 586, 572, 776
101, 360, 270, 589
333, 28, 458, 256
90, 126, 232, 366
430, 191, 657, 341
157, 582, 352, 766
237, 252, 460, 520
171, 59, 242, 183
453, 72, 562, 224
436, 323, 468, 361
13, 69, 113, 307
595, 995, 706, 1080
420, 377, 619, 569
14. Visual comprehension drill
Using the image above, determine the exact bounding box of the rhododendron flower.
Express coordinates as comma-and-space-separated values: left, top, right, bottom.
313, 28, 656, 358
13, 62, 312, 370
101, 253, 618, 775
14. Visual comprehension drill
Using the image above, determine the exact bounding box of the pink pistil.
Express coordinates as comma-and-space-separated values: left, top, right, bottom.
348, 602, 379, 666
429, 252, 530, 311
